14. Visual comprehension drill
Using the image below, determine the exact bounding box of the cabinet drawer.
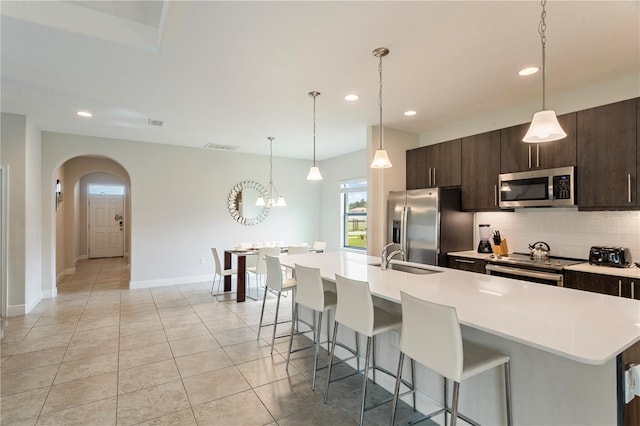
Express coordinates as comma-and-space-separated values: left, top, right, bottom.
448, 256, 487, 274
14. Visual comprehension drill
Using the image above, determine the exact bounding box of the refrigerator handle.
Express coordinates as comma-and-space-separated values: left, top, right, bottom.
401, 206, 409, 254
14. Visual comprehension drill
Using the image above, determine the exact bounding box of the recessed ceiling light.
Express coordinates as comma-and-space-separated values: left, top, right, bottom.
404, 110, 417, 116
77, 111, 92, 117
518, 66, 539, 76
344, 94, 359, 101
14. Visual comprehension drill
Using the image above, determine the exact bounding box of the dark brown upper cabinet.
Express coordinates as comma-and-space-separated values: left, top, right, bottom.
461, 130, 502, 211
406, 139, 461, 189
577, 98, 637, 209
500, 113, 577, 173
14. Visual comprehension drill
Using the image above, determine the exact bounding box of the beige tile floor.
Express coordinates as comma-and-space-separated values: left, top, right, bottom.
0, 258, 425, 426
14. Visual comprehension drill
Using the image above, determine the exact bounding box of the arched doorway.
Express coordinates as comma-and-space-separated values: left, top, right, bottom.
55, 156, 131, 286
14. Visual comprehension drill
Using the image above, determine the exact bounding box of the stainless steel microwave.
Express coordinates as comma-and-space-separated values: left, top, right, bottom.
498, 166, 575, 208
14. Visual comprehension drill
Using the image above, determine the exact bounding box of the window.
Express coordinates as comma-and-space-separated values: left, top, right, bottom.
88, 184, 125, 195
340, 179, 367, 250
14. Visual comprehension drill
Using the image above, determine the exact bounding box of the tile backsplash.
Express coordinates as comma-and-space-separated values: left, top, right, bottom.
475, 208, 640, 261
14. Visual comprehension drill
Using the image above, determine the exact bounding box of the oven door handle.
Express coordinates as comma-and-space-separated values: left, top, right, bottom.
485, 264, 564, 287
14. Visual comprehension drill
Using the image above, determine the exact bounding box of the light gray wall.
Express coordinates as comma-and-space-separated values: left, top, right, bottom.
318, 148, 368, 252
0, 113, 43, 314
40, 131, 321, 292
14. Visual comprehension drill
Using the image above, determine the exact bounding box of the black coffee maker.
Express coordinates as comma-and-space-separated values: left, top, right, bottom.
477, 224, 493, 253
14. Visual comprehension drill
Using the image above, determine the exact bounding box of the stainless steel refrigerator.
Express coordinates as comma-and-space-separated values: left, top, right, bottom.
388, 187, 473, 266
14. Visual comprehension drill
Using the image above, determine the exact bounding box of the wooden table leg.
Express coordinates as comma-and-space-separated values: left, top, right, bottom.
237, 256, 246, 302
224, 251, 232, 292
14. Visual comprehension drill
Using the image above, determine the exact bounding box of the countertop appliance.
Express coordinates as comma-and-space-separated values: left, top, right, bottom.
388, 187, 473, 266
485, 252, 584, 286
498, 166, 574, 208
589, 246, 632, 268
477, 224, 493, 254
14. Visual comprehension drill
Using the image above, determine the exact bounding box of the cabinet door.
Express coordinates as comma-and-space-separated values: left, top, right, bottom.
448, 256, 487, 273
406, 146, 429, 189
461, 130, 501, 211
564, 270, 627, 297
431, 139, 461, 187
501, 113, 576, 173
577, 99, 637, 208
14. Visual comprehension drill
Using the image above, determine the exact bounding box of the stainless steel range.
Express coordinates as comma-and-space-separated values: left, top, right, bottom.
485, 253, 584, 286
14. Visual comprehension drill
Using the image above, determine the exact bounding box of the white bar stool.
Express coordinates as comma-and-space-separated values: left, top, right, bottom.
285, 264, 336, 390
324, 274, 402, 426
390, 291, 513, 426
210, 248, 237, 298
257, 254, 297, 354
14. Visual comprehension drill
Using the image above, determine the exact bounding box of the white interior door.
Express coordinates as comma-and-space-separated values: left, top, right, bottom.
89, 194, 124, 258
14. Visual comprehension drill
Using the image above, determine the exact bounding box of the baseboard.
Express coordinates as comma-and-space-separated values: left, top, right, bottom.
129, 274, 215, 289
25, 293, 42, 314
56, 270, 65, 284
77, 254, 88, 261
42, 287, 57, 299
7, 304, 25, 316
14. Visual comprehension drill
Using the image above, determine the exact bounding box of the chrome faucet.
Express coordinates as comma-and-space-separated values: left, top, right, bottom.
381, 242, 405, 270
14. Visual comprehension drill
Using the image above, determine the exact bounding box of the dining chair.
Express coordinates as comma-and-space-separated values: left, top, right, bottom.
246, 246, 280, 299
390, 292, 512, 426
210, 248, 237, 298
313, 241, 327, 252
324, 274, 402, 426
287, 245, 309, 255
257, 254, 297, 354
286, 263, 336, 390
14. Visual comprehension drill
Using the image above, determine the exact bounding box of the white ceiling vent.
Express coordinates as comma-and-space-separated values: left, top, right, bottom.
148, 119, 163, 126
203, 143, 240, 151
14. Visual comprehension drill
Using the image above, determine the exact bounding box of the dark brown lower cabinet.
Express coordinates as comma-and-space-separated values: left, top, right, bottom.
564, 270, 634, 298
447, 256, 487, 274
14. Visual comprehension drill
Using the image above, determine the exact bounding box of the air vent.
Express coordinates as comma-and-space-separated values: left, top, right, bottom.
148, 119, 163, 126
203, 143, 239, 151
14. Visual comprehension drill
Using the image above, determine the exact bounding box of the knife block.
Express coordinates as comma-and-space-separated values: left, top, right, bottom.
493, 238, 509, 256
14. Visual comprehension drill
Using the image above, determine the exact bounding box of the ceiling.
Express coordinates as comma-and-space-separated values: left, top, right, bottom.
1, 1, 638, 161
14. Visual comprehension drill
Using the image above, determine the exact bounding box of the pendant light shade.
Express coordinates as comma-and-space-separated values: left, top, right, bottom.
523, 0, 566, 144
370, 47, 392, 169
255, 137, 286, 207
371, 149, 393, 169
523, 110, 566, 143
306, 166, 323, 181
307, 91, 323, 180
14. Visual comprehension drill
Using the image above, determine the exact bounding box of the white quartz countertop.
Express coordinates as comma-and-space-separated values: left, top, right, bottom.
565, 262, 640, 279
281, 251, 640, 365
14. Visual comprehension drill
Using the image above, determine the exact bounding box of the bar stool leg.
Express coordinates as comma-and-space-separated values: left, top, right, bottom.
257, 284, 268, 341
270, 291, 282, 354
326, 311, 331, 353
285, 301, 298, 371
312, 311, 323, 391
355, 332, 360, 372
505, 361, 513, 426
450, 381, 460, 426
390, 352, 405, 426
410, 358, 416, 410
359, 336, 373, 426
324, 322, 340, 404
444, 377, 448, 426
372, 335, 377, 383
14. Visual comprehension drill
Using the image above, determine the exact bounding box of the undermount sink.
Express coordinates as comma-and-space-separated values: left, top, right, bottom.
369, 262, 440, 275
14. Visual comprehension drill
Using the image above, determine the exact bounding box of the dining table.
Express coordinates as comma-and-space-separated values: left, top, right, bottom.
223, 249, 258, 302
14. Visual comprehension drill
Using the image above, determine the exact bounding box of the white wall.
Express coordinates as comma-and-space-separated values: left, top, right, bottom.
318, 148, 367, 251
368, 126, 419, 255
476, 209, 640, 260
40, 131, 321, 291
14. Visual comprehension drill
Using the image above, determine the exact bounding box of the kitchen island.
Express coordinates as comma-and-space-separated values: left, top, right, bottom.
281, 251, 640, 425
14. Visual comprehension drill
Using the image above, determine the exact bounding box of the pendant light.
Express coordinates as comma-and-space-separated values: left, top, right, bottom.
255, 137, 286, 207
523, 0, 566, 143
306, 91, 323, 180
370, 47, 393, 168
